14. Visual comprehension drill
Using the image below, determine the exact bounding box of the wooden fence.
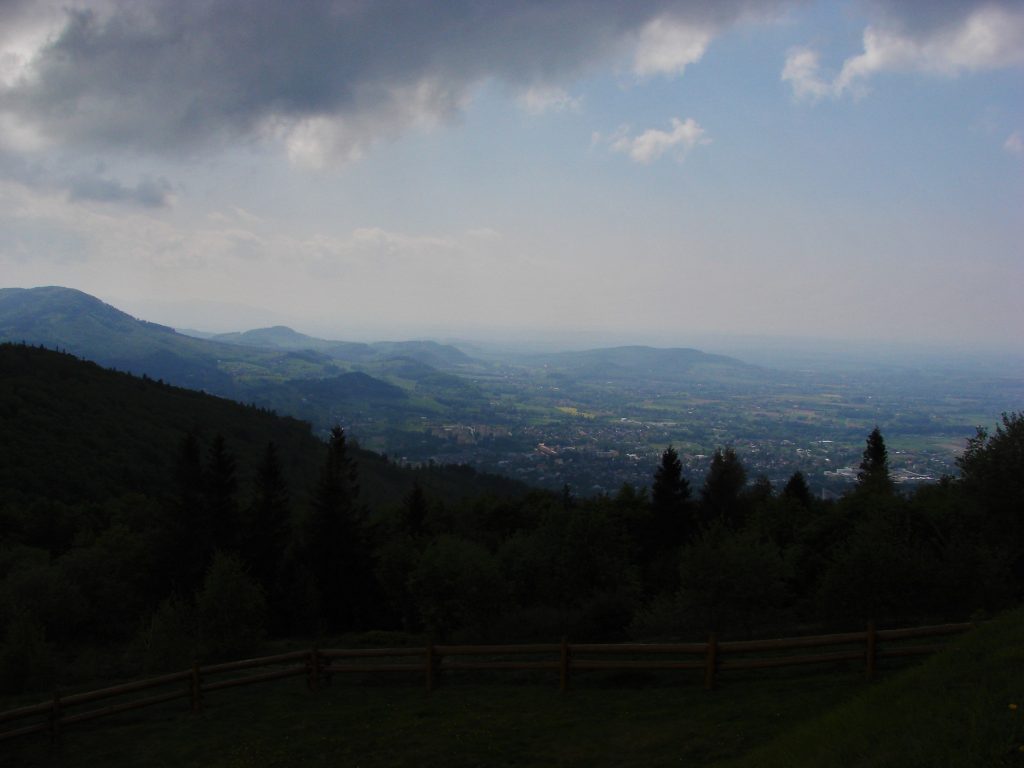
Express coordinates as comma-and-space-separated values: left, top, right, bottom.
0, 621, 971, 744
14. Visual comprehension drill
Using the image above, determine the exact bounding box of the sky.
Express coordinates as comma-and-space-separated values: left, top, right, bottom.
1, 0, 1022, 352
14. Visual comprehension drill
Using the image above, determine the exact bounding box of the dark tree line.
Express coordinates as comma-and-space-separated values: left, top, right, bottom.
3, 408, 1023, 693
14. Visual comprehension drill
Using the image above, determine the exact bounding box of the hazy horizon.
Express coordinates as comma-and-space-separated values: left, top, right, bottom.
97, 289, 1024, 370
2, 1, 1021, 352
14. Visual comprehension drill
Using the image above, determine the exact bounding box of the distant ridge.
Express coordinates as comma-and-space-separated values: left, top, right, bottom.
525, 344, 757, 382
211, 325, 474, 368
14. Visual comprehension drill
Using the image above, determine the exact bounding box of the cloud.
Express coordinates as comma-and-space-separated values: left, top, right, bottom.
781, 47, 832, 100
784, 2, 1024, 100
632, 16, 713, 77
517, 85, 582, 115
0, 1, 787, 166
1006, 131, 1024, 155
609, 117, 708, 163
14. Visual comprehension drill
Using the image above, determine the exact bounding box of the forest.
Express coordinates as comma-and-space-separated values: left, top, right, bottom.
1, 343, 1021, 695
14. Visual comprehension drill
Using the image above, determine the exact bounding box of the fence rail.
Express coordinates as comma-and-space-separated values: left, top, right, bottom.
0, 620, 973, 744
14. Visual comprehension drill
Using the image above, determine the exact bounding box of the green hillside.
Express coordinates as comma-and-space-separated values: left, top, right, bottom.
0, 287, 476, 435
720, 606, 1024, 767
0, 343, 523, 511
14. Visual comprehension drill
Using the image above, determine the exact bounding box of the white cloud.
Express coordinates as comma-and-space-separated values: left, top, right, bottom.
784, 5, 1024, 100
609, 117, 708, 164
1006, 131, 1024, 156
632, 16, 713, 77
781, 47, 832, 100
517, 85, 582, 115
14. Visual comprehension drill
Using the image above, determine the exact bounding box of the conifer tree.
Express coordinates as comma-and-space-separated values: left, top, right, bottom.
304, 425, 371, 631
782, 470, 813, 506
651, 445, 693, 544
643, 445, 695, 594
161, 432, 209, 593
204, 434, 239, 552
241, 441, 290, 590
401, 480, 429, 539
701, 447, 748, 529
857, 427, 892, 493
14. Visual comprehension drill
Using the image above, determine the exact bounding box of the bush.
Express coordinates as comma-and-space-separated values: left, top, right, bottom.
138, 593, 197, 674
407, 535, 503, 641
196, 552, 267, 661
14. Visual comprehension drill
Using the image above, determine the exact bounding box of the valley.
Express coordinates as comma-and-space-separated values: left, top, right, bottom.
3, 286, 1020, 497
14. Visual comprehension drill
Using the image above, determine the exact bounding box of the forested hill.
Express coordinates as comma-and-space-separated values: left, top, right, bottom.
0, 286, 236, 392
0, 343, 525, 512
0, 286, 489, 442
2, 342, 1022, 699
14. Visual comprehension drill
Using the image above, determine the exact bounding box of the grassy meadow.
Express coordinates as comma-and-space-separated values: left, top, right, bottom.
4, 608, 1022, 767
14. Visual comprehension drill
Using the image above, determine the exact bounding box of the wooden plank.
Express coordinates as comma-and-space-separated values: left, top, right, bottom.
59, 671, 192, 707
201, 666, 307, 693
878, 644, 943, 658
704, 633, 717, 691
322, 664, 423, 674
572, 660, 704, 671
720, 650, 863, 670
201, 650, 308, 675
434, 644, 561, 655
0, 700, 53, 724
58, 689, 189, 726
571, 642, 706, 654
441, 661, 561, 671
559, 637, 569, 693
0, 721, 51, 741
875, 623, 971, 641
866, 621, 876, 680
719, 632, 865, 653
320, 647, 425, 659
426, 643, 435, 692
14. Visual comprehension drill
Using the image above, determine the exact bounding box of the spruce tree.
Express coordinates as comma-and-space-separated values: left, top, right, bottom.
241, 441, 290, 591
204, 434, 239, 552
161, 432, 208, 593
401, 480, 428, 539
651, 445, 693, 544
782, 470, 813, 506
645, 445, 694, 594
701, 447, 748, 529
857, 427, 892, 493
304, 426, 370, 632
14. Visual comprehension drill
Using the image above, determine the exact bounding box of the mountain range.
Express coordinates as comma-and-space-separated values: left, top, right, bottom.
0, 285, 757, 455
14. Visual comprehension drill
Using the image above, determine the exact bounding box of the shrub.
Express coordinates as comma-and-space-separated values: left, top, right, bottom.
196, 552, 267, 660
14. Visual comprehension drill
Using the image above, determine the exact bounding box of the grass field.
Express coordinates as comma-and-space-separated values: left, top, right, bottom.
1, 667, 867, 767
3, 610, 1021, 767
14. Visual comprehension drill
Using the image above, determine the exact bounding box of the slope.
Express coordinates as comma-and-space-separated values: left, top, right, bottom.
717, 607, 1024, 767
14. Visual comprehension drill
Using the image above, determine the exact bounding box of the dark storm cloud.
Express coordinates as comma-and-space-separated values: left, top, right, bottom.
5, 0, 1017, 161
859, 0, 1024, 35
1, 0, 784, 154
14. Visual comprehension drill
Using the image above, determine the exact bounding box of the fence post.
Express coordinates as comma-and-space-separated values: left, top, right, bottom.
425, 642, 436, 693
704, 633, 718, 691
559, 636, 570, 693
307, 648, 321, 692
865, 621, 877, 680
49, 689, 61, 741
190, 661, 203, 712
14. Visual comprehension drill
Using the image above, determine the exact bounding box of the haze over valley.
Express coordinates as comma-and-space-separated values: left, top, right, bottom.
3, 286, 1019, 497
